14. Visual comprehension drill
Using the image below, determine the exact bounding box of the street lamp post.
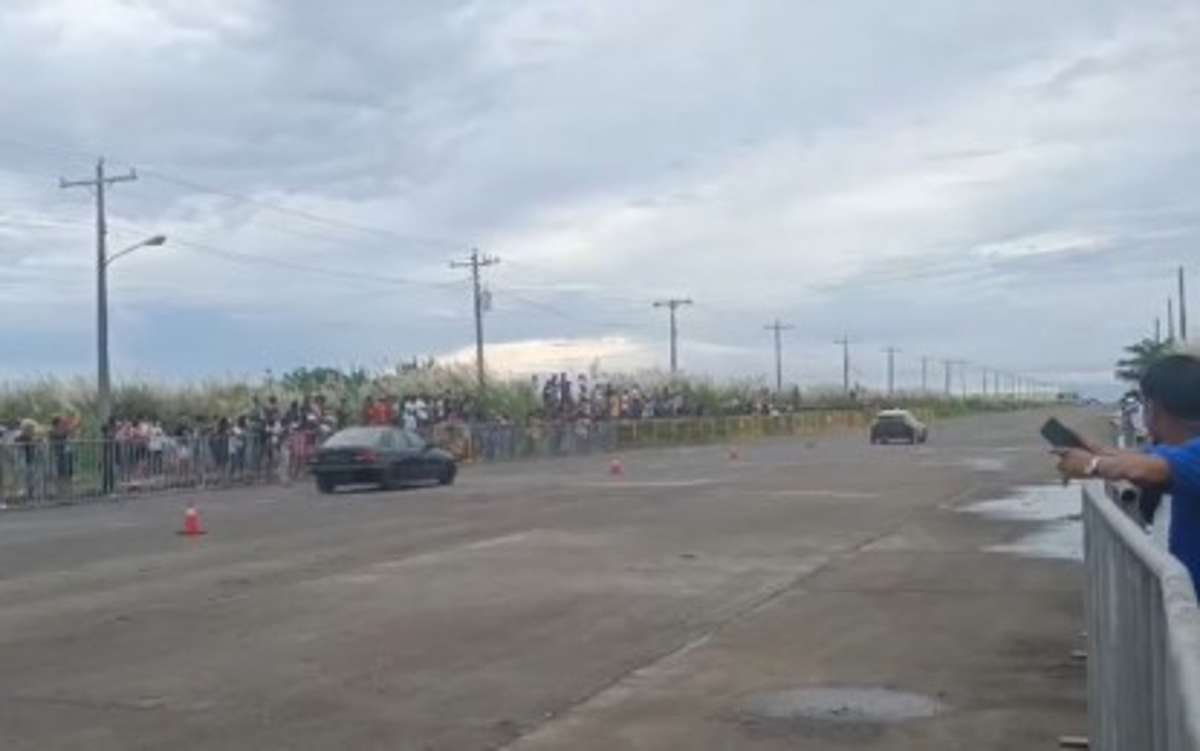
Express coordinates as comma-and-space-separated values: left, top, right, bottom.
97, 234, 167, 424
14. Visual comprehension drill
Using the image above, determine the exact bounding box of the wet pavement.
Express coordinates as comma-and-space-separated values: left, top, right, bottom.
962, 484, 1084, 560
0, 409, 1090, 750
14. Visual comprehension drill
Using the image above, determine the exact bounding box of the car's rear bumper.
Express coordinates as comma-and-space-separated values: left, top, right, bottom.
872, 428, 915, 440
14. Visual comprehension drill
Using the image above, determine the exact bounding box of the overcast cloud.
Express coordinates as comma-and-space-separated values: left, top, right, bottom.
1, 0, 1198, 395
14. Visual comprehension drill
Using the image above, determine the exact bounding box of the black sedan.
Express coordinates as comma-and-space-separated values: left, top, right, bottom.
310, 426, 457, 493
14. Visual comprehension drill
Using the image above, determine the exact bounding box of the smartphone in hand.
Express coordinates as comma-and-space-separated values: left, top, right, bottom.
1040, 417, 1087, 450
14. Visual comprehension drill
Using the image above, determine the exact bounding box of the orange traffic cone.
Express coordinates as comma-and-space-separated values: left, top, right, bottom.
609, 458, 624, 477
178, 504, 206, 537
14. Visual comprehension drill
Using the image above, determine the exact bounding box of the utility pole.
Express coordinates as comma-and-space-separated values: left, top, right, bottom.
60, 158, 137, 426
942, 359, 954, 396
450, 248, 500, 393
1179, 266, 1188, 342
994, 370, 1001, 396
1169, 297, 1176, 342
834, 336, 852, 393
981, 367, 988, 396
653, 298, 693, 373
763, 319, 795, 392
882, 346, 900, 395
921, 356, 930, 393
956, 360, 969, 398
1156, 317, 1162, 344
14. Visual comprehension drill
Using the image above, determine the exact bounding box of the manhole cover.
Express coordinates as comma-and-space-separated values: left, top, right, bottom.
742, 686, 946, 724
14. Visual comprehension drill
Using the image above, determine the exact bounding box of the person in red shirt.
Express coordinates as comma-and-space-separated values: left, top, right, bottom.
374, 397, 395, 426
364, 396, 394, 426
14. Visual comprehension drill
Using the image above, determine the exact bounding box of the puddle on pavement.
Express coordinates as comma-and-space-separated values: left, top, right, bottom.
739, 686, 946, 739
919, 456, 1008, 472
960, 484, 1082, 561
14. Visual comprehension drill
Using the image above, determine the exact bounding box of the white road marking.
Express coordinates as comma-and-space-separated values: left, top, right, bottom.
576, 479, 716, 489
771, 490, 881, 499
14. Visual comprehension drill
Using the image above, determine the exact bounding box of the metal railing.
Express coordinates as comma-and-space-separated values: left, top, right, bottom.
457, 411, 872, 463
0, 432, 319, 507
0, 411, 876, 505
1083, 481, 1200, 750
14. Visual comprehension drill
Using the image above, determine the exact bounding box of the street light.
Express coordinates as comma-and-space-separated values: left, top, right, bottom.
96, 234, 168, 425
105, 234, 166, 267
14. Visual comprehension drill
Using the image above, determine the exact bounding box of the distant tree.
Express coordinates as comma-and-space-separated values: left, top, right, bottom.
280, 366, 356, 394
1116, 338, 1175, 382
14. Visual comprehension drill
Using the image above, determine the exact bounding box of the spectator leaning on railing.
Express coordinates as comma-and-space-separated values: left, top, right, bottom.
1055, 353, 1200, 595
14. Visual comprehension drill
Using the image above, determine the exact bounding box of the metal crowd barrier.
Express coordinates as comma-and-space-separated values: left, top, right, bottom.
457, 411, 871, 463
0, 411, 877, 504
463, 420, 618, 462
1083, 481, 1200, 750
0, 432, 318, 507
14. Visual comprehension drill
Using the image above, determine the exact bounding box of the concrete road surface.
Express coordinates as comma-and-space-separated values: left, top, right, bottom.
0, 409, 1089, 750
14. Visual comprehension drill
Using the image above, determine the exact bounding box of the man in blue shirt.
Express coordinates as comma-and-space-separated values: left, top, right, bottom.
1056, 353, 1200, 594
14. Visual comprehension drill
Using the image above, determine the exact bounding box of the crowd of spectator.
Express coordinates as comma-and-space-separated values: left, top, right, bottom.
0, 390, 480, 504
0, 376, 793, 504
531, 372, 782, 422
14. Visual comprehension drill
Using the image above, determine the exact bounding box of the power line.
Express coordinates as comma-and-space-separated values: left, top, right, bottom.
108, 220, 467, 291
141, 169, 464, 251
59, 157, 138, 427
941, 359, 955, 396
450, 249, 500, 393
1180, 266, 1188, 342
0, 216, 93, 231
763, 319, 795, 392
882, 346, 901, 395
497, 290, 647, 331
652, 298, 693, 374
0, 135, 470, 259
834, 335, 852, 393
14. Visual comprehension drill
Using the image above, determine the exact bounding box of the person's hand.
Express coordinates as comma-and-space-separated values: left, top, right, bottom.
1053, 448, 1095, 481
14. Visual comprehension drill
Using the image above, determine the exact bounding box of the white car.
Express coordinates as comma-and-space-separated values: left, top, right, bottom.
869, 409, 928, 445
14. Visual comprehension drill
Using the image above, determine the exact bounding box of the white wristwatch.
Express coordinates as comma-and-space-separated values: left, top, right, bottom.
1086, 456, 1102, 477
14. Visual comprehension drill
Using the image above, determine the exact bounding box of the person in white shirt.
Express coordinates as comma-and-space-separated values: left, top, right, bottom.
148, 421, 166, 476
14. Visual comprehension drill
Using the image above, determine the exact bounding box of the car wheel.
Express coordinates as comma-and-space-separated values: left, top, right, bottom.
316, 476, 336, 494
439, 464, 457, 486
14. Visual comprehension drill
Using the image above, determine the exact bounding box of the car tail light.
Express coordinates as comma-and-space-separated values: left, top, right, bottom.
354, 450, 378, 463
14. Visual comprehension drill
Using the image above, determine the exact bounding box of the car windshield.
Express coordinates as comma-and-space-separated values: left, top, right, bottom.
324, 428, 388, 448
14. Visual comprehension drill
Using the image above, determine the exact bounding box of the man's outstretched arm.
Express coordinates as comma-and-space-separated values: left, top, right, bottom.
1056, 448, 1171, 489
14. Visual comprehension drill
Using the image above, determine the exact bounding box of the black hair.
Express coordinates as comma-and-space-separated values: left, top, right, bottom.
1140, 354, 1200, 420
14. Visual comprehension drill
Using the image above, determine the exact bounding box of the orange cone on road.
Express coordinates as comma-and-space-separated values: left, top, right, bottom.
178, 504, 206, 537
609, 458, 624, 477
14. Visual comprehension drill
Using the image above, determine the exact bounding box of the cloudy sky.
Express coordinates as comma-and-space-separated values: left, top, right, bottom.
1, 0, 1198, 395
